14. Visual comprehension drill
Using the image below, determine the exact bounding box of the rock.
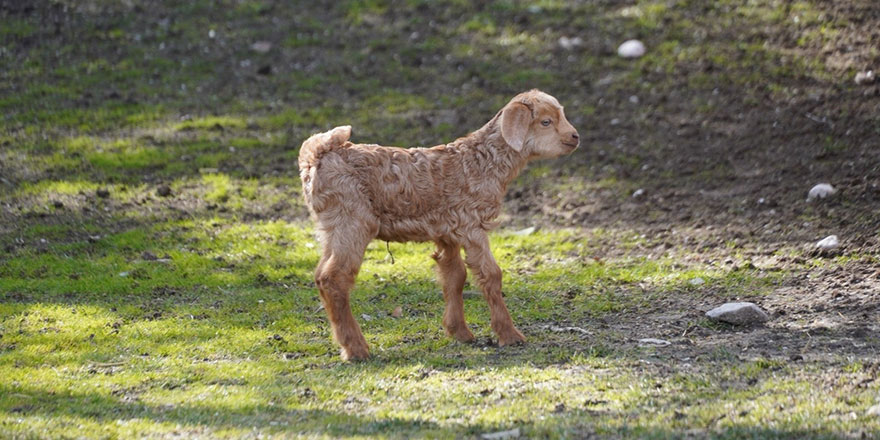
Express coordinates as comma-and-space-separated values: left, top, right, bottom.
257, 64, 272, 75
638, 338, 671, 346
807, 183, 836, 201
632, 188, 645, 198
558, 36, 583, 50
867, 404, 880, 417
156, 185, 172, 197
391, 306, 402, 318
51, 200, 64, 209
815, 235, 839, 251
361, 314, 372, 321
512, 226, 536, 236
96, 188, 111, 198
141, 251, 158, 261
706, 302, 769, 325
855, 70, 875, 85
617, 39, 646, 58
481, 428, 520, 440
689, 277, 705, 286
251, 41, 272, 53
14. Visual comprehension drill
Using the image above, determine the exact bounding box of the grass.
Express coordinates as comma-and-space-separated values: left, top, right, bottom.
2, 0, 879, 438
1, 218, 875, 438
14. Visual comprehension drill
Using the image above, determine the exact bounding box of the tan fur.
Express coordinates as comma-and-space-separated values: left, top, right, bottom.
299, 90, 579, 360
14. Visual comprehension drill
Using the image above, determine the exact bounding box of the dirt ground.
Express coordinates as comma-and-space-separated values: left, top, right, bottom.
3, 0, 880, 402
498, 0, 880, 366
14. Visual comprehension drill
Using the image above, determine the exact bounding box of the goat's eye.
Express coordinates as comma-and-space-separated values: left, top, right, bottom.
541, 119, 551, 126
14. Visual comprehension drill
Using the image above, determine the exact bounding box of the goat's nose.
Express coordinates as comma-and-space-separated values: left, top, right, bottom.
570, 132, 580, 142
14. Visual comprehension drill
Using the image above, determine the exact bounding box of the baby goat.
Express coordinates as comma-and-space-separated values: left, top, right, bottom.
299, 90, 579, 360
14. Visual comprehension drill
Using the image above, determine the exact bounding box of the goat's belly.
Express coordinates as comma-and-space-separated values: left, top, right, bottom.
376, 216, 445, 243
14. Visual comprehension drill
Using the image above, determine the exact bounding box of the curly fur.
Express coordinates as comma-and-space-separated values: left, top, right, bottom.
299, 90, 579, 360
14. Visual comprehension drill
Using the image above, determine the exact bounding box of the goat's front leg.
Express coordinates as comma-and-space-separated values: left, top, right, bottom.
433, 240, 475, 342
463, 232, 525, 347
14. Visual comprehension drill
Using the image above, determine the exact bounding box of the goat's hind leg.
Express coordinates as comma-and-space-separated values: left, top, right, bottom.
433, 240, 475, 342
315, 222, 374, 361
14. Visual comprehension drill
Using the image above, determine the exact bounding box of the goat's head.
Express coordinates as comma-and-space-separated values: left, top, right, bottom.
499, 90, 579, 159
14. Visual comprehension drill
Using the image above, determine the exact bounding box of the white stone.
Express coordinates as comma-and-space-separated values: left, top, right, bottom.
558, 36, 583, 50
617, 39, 646, 58
807, 183, 836, 201
251, 41, 272, 53
815, 235, 839, 251
867, 404, 880, 417
632, 188, 645, 198
512, 226, 536, 236
481, 428, 520, 440
638, 338, 671, 346
689, 277, 705, 286
706, 302, 769, 325
855, 70, 875, 85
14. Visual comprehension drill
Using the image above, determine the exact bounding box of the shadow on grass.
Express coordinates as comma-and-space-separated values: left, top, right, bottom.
1, 383, 874, 439
0, 384, 451, 437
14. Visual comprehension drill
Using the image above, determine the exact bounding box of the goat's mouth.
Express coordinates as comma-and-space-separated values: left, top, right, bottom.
562, 142, 579, 150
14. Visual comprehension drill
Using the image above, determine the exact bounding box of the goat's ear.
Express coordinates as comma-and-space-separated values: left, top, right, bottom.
500, 102, 531, 151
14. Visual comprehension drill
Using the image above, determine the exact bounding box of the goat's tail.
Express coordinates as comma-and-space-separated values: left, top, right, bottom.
298, 125, 352, 171
298, 126, 352, 206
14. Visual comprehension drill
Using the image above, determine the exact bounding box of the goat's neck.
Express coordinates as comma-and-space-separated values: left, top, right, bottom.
461, 121, 528, 195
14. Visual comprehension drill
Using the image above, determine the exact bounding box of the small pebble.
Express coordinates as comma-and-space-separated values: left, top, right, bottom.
481, 428, 520, 440
251, 41, 272, 53
815, 235, 839, 251
513, 226, 536, 236
617, 39, 646, 58
96, 188, 111, 198
855, 70, 875, 85
638, 338, 671, 346
156, 185, 172, 197
558, 36, 583, 50
632, 188, 645, 198
52, 200, 64, 209
806, 183, 836, 201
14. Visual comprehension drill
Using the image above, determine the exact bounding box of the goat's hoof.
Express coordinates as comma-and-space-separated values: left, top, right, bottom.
496, 328, 526, 347
448, 327, 476, 343
340, 346, 370, 361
